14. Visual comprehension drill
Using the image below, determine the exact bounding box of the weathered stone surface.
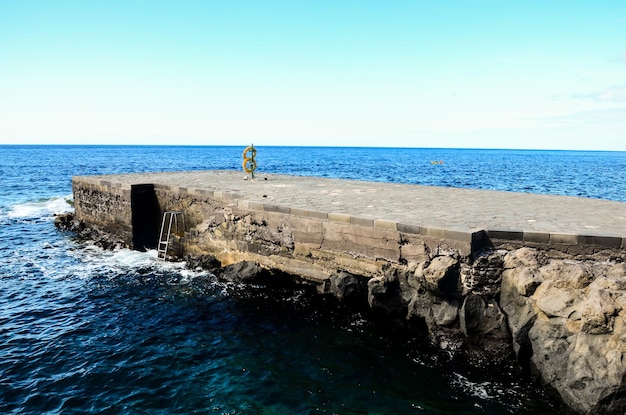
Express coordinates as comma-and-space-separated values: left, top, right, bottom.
418, 255, 460, 297
399, 236, 431, 263
501, 247, 626, 414
55, 213, 127, 250
460, 251, 504, 296
367, 274, 406, 317
329, 271, 368, 306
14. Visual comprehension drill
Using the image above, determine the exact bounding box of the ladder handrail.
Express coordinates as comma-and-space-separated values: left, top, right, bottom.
157, 211, 184, 261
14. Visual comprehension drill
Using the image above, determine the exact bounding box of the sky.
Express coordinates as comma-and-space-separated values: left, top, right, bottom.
1, 1, 625, 150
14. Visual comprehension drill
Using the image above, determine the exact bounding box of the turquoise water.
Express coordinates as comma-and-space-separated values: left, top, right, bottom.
3, 145, 624, 414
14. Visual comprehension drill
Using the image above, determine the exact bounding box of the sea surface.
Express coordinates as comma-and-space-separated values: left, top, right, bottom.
1, 145, 624, 414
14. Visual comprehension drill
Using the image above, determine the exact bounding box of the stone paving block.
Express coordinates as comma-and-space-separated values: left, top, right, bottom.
263, 204, 291, 214
323, 221, 398, 242
350, 216, 374, 228
237, 200, 250, 209
245, 201, 264, 211
307, 210, 328, 220
487, 228, 524, 241
420, 226, 446, 239
291, 207, 309, 217
444, 229, 473, 242
400, 242, 430, 262
374, 219, 397, 231
328, 213, 351, 223
523, 232, 550, 243
576, 235, 622, 248
397, 223, 421, 235
550, 233, 577, 244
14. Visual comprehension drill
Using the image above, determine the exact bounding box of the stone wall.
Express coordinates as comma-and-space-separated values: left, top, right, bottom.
72, 178, 133, 245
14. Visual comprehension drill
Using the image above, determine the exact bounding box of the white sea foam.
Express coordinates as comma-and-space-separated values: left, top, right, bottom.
66, 244, 211, 283
452, 373, 496, 400
7, 195, 73, 220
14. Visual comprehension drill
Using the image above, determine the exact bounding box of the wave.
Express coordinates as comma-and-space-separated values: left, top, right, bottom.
6, 195, 74, 220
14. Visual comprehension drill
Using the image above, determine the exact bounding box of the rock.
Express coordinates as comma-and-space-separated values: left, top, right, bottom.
460, 252, 504, 296
184, 254, 222, 273
419, 255, 460, 297
540, 261, 595, 289
499, 247, 626, 414
608, 263, 626, 279
220, 261, 293, 287
367, 274, 406, 317
503, 247, 543, 269
580, 286, 617, 335
54, 212, 83, 232
534, 282, 579, 319
528, 315, 576, 387
329, 271, 368, 306
500, 267, 538, 360
432, 298, 459, 327
406, 286, 459, 330
460, 293, 512, 366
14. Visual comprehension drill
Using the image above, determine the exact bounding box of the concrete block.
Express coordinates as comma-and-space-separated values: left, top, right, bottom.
420, 226, 446, 239
263, 204, 291, 214
374, 219, 397, 231
291, 207, 309, 217
397, 223, 420, 235
246, 201, 264, 211
444, 229, 473, 242
307, 210, 328, 220
237, 200, 250, 209
293, 242, 313, 257
487, 228, 524, 241
576, 235, 622, 248
350, 216, 374, 227
196, 189, 214, 198
400, 243, 430, 262
328, 213, 351, 223
293, 225, 323, 244
321, 222, 399, 254
523, 232, 550, 243
323, 221, 398, 242
550, 233, 577, 245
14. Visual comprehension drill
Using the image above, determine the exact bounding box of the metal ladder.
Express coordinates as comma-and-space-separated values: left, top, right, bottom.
157, 211, 185, 261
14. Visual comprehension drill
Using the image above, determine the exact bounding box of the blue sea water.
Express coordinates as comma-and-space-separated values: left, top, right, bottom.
1, 145, 624, 414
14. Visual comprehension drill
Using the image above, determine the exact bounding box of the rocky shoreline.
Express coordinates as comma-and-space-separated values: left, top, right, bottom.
56, 212, 626, 414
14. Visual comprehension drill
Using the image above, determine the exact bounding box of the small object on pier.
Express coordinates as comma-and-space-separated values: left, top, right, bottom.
242, 144, 257, 179
157, 211, 185, 261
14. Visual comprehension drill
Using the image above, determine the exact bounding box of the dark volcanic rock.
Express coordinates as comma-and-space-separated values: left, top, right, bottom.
55, 213, 126, 250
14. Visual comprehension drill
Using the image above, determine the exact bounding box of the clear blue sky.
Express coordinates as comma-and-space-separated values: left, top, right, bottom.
1, 1, 625, 150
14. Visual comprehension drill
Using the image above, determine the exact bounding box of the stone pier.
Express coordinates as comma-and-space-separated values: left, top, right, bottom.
71, 170, 626, 414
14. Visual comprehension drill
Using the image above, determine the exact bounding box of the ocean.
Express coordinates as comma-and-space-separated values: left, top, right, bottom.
1, 145, 624, 414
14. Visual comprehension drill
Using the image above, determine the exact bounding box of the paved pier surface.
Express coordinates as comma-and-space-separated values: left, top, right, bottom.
75, 170, 626, 248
